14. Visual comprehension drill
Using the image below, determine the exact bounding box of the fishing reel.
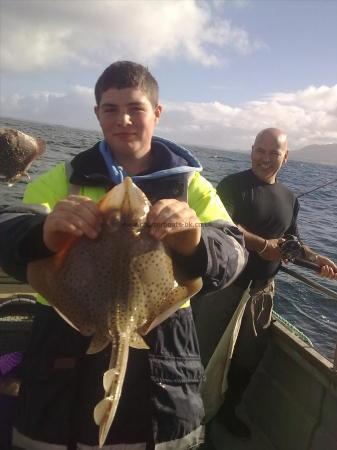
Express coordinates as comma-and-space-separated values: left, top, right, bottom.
279, 235, 304, 261
279, 235, 320, 272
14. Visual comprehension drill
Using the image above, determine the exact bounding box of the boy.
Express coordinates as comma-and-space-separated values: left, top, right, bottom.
0, 61, 246, 450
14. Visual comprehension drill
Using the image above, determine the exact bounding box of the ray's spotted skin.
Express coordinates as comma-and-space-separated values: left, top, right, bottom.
27, 177, 202, 448
0, 128, 46, 185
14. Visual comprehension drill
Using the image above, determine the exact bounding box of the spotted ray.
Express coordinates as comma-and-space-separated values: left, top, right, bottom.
27, 177, 202, 448
0, 128, 46, 185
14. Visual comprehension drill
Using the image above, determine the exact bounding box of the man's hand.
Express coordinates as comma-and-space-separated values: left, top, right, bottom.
147, 199, 201, 256
259, 238, 285, 261
316, 255, 337, 280
237, 224, 284, 261
43, 195, 102, 252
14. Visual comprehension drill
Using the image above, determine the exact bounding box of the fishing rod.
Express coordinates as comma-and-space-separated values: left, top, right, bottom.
280, 266, 337, 301
280, 236, 322, 271
279, 236, 337, 300
297, 177, 337, 198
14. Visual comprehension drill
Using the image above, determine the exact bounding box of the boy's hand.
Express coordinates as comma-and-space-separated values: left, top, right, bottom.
43, 195, 102, 252
147, 199, 201, 256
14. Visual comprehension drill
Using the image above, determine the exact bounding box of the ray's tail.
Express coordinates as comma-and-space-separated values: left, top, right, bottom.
93, 332, 130, 448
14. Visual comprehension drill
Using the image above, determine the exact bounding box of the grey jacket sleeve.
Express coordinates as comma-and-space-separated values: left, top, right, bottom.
0, 205, 53, 282
173, 220, 247, 294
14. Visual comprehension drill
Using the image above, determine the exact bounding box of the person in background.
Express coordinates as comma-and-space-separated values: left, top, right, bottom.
193, 127, 337, 439
0, 61, 247, 450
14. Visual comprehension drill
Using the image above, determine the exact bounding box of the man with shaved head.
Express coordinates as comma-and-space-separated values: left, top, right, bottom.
193, 127, 337, 440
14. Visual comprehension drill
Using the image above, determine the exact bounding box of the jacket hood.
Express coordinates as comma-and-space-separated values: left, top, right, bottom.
150, 135, 202, 174
69, 136, 202, 187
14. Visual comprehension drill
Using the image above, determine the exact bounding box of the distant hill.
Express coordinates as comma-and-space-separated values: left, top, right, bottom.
292, 144, 337, 165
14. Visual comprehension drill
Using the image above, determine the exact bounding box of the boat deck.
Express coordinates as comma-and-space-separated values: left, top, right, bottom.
203, 408, 275, 450
201, 320, 337, 450
0, 268, 35, 299
0, 268, 36, 356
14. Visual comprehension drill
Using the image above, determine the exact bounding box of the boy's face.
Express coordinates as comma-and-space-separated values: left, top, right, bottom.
95, 87, 162, 162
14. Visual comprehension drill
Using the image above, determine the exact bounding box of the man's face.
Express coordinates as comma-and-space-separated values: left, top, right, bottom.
95, 87, 162, 161
251, 133, 288, 183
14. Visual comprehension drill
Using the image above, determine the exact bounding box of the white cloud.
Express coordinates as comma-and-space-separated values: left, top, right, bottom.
2, 84, 336, 150
0, 0, 263, 72
1, 86, 97, 131
159, 85, 337, 149
267, 85, 337, 113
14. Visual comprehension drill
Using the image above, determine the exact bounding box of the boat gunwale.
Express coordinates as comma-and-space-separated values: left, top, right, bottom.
271, 319, 337, 387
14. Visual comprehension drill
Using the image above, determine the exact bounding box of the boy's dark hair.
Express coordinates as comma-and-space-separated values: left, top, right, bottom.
95, 61, 159, 107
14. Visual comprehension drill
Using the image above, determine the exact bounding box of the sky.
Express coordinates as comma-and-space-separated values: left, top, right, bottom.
1, 0, 337, 151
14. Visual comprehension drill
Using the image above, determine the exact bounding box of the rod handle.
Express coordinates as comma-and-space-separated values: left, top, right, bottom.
293, 257, 320, 272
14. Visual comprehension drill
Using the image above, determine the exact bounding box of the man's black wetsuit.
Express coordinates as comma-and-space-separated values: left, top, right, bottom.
218, 168, 299, 288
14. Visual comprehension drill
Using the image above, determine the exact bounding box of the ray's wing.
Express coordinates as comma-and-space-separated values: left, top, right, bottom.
128, 244, 203, 335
